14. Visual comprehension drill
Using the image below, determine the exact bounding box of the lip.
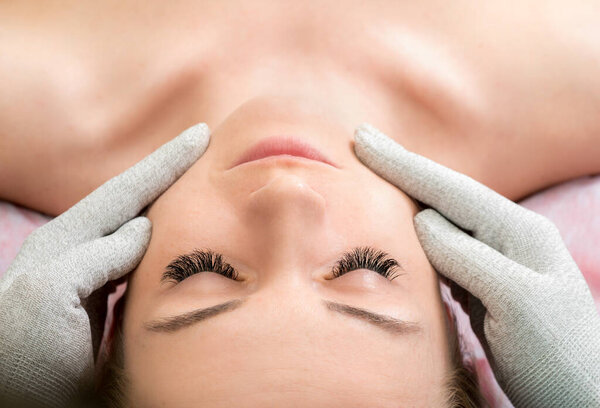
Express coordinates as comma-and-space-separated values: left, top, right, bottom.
228, 135, 339, 169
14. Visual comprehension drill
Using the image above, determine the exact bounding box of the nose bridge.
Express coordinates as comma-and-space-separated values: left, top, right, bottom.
244, 173, 329, 277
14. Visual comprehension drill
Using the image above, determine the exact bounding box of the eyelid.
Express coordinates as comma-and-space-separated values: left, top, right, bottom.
331, 246, 403, 281
162, 249, 239, 283
162, 246, 404, 284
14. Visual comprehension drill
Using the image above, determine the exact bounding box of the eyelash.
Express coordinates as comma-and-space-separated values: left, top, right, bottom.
162, 249, 240, 283
162, 246, 402, 283
331, 246, 402, 281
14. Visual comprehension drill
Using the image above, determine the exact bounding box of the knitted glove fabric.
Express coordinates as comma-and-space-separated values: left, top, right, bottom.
0, 123, 210, 407
353, 122, 600, 408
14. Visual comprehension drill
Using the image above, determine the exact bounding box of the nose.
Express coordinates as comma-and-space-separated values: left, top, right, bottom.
244, 174, 329, 281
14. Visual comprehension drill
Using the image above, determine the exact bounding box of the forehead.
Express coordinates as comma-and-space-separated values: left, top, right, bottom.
124, 287, 451, 407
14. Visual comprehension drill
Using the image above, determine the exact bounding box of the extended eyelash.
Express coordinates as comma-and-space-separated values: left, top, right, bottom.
331, 246, 402, 281
162, 246, 402, 284
162, 249, 239, 283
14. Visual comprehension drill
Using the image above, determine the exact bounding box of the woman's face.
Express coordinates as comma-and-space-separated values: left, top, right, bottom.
122, 97, 453, 407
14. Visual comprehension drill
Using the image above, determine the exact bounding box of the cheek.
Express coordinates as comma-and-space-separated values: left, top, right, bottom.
347, 170, 420, 232
146, 180, 230, 249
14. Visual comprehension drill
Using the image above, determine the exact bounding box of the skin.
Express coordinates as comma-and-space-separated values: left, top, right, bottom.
0, 0, 599, 214
0, 0, 599, 406
122, 101, 453, 406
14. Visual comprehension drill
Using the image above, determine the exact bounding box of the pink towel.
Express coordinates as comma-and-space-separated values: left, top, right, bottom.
1, 175, 599, 407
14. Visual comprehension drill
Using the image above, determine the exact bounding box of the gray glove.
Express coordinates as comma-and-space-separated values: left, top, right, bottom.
353, 122, 600, 408
0, 123, 210, 407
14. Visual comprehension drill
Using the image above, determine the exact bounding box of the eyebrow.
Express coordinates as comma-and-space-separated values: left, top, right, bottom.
144, 297, 422, 336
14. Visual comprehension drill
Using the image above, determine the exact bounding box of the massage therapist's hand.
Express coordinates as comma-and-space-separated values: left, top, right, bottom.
0, 123, 210, 408
353, 123, 600, 408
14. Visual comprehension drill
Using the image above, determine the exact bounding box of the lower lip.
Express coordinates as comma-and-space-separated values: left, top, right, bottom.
228, 136, 338, 169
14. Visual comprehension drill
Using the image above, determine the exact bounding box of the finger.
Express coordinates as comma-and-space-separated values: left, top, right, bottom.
353, 122, 568, 271
34, 123, 209, 248
413, 209, 532, 318
60, 217, 151, 298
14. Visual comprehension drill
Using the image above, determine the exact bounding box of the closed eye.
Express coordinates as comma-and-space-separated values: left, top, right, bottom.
161, 249, 239, 283
161, 246, 404, 284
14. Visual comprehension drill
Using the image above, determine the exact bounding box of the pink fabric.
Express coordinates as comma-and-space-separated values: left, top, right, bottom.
1, 175, 599, 407
446, 174, 600, 407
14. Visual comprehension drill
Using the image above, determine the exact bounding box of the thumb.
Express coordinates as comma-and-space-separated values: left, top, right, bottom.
62, 217, 152, 299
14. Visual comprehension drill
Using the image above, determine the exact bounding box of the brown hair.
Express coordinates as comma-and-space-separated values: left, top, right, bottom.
95, 290, 129, 408
441, 305, 486, 407
95, 289, 485, 408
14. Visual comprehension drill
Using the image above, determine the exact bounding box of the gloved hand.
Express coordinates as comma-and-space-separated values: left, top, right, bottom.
353, 122, 600, 408
0, 123, 210, 408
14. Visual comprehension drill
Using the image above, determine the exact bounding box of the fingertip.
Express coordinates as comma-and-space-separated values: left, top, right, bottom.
114, 217, 152, 268
355, 122, 383, 145
414, 208, 440, 220
355, 122, 381, 138
120, 217, 152, 244
414, 210, 467, 252
178, 122, 211, 152
414, 209, 449, 232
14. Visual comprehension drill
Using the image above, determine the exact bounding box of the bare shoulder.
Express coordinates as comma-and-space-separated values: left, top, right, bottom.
393, 98, 600, 203
0, 1, 183, 215
460, 121, 599, 203
377, 0, 600, 201
2, 0, 599, 212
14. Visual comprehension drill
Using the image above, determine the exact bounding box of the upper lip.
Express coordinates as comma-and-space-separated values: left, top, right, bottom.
228, 135, 339, 169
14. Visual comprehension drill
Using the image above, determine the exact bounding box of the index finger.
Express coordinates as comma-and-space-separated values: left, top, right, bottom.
353, 122, 563, 263
35, 123, 210, 247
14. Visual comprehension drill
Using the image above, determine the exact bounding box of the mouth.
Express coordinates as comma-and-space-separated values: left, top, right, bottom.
227, 135, 339, 169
